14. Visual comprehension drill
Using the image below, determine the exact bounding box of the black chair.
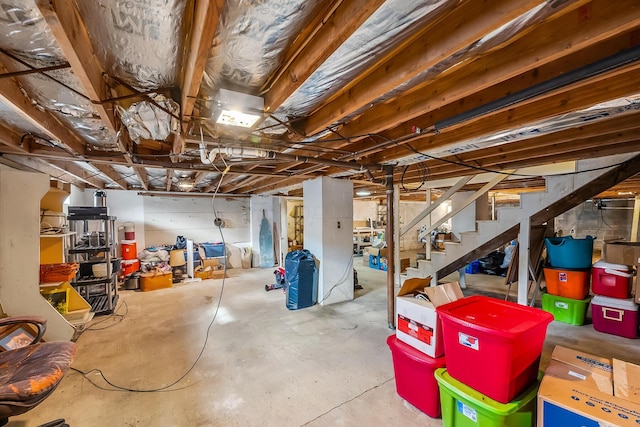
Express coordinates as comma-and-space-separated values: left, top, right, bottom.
0, 316, 76, 426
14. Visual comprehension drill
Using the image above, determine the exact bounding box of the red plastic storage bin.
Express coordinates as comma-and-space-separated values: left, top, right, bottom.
386, 335, 446, 418
120, 240, 137, 260
543, 266, 591, 300
121, 259, 140, 277
592, 295, 638, 339
591, 260, 633, 299
436, 296, 553, 404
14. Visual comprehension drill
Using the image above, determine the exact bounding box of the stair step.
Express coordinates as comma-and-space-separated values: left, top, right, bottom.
496, 206, 521, 222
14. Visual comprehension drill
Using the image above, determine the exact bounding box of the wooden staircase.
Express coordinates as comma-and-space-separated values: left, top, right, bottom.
401, 153, 640, 300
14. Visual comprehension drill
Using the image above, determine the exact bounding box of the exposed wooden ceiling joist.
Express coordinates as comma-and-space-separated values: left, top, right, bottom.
180, 0, 225, 129
302, 0, 544, 136
263, 0, 386, 113
0, 66, 86, 156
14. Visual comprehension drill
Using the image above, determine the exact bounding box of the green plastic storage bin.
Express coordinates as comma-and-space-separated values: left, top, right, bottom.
434, 368, 538, 427
541, 292, 592, 326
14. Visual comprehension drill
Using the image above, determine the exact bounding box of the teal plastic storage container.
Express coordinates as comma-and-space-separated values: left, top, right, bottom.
434, 368, 538, 427
541, 292, 592, 325
544, 236, 595, 269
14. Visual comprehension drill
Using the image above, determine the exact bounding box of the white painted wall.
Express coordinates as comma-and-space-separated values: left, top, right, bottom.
304, 177, 354, 306
143, 196, 250, 247
69, 187, 251, 253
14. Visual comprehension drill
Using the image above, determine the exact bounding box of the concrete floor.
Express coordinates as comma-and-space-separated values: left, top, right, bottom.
12, 258, 640, 426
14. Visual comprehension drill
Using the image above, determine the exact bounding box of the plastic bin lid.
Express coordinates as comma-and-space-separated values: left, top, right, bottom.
386, 335, 446, 366
434, 368, 539, 415
591, 295, 638, 311
592, 259, 631, 271
435, 295, 553, 339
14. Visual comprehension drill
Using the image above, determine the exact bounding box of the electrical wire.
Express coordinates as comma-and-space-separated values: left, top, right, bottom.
71, 173, 230, 393
367, 133, 632, 179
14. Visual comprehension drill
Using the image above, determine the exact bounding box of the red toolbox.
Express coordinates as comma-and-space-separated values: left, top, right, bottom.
436, 295, 553, 404
592, 295, 638, 339
386, 335, 446, 418
591, 260, 633, 299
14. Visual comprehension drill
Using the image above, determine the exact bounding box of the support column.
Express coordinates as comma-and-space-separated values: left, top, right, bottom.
303, 177, 354, 306
393, 184, 400, 287
517, 217, 531, 306
385, 166, 395, 329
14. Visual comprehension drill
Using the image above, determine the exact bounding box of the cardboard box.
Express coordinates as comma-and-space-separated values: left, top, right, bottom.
613, 359, 640, 405
395, 279, 463, 358
537, 345, 640, 426
201, 257, 226, 270
603, 240, 640, 266
400, 258, 410, 273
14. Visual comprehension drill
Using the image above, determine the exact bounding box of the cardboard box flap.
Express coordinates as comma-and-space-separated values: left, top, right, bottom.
397, 276, 432, 296
423, 282, 464, 307
613, 358, 640, 404
547, 345, 613, 395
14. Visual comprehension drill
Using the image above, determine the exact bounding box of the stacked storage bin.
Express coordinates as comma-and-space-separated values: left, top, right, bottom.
120, 222, 140, 282
434, 296, 553, 426
541, 236, 595, 325
387, 281, 463, 418
590, 260, 638, 338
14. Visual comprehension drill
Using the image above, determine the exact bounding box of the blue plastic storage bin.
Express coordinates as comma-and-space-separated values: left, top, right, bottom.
544, 236, 595, 269
285, 250, 318, 310
465, 261, 480, 274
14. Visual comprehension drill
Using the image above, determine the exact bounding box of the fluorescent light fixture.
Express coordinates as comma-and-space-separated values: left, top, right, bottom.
356, 190, 371, 197
177, 178, 194, 190
217, 110, 262, 128
213, 89, 264, 128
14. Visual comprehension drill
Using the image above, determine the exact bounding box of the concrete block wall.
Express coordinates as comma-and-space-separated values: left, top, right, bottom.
555, 199, 635, 251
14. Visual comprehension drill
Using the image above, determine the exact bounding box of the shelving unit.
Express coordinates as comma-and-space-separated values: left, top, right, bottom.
353, 227, 385, 255
293, 204, 304, 246
66, 213, 120, 315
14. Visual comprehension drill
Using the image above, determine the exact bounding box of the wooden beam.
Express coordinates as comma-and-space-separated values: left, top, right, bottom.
180, 0, 224, 130
337, 5, 640, 142
134, 166, 149, 191
0, 66, 86, 155
36, 0, 116, 135
2, 155, 87, 188
93, 164, 126, 190
0, 124, 29, 151
303, 0, 542, 136
166, 169, 174, 191
371, 61, 640, 164
47, 160, 105, 188
263, 0, 385, 112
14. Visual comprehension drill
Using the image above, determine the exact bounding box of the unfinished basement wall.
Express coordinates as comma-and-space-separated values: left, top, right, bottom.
69, 187, 251, 252
554, 199, 636, 252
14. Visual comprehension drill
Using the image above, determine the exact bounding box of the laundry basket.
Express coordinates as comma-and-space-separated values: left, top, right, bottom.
544, 236, 595, 269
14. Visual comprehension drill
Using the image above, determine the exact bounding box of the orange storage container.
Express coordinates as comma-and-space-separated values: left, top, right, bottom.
140, 270, 172, 292
543, 267, 591, 300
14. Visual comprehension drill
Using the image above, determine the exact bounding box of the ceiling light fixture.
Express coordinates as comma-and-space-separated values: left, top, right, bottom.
356, 190, 371, 197
213, 88, 264, 128
177, 178, 194, 190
